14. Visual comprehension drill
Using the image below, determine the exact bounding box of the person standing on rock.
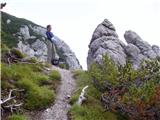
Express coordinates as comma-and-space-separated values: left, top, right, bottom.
46, 25, 59, 64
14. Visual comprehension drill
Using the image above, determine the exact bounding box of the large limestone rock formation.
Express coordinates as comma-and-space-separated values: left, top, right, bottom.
124, 30, 160, 69
87, 19, 126, 68
17, 25, 82, 70
87, 19, 160, 69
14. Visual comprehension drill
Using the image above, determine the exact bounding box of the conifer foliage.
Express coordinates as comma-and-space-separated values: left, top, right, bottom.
89, 55, 160, 120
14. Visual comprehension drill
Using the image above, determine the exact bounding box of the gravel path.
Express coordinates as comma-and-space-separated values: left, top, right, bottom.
34, 66, 76, 120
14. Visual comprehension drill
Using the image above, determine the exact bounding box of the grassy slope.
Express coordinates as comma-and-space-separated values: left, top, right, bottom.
1, 45, 61, 119
1, 12, 40, 47
69, 70, 124, 120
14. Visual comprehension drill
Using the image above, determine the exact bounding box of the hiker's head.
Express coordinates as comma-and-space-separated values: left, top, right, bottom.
47, 25, 51, 31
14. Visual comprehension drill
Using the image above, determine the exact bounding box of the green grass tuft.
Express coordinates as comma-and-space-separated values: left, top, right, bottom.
10, 48, 26, 59
25, 86, 54, 110
70, 104, 118, 120
49, 70, 61, 81
8, 114, 27, 120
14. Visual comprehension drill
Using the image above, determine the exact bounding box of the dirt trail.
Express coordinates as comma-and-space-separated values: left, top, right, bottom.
34, 66, 76, 120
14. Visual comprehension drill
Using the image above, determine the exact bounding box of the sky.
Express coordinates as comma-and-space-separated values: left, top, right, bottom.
1, 0, 160, 69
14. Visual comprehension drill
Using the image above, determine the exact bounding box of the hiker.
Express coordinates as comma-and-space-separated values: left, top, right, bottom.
46, 25, 59, 64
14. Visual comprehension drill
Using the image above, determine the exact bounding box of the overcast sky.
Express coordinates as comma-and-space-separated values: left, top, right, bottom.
1, 0, 160, 69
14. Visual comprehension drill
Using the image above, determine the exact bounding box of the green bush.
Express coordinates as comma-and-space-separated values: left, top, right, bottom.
1, 43, 10, 55
88, 55, 160, 119
1, 63, 13, 81
25, 86, 54, 110
17, 78, 36, 91
34, 74, 49, 86
89, 55, 119, 91
69, 70, 120, 120
9, 63, 35, 80
8, 114, 27, 120
49, 70, 61, 81
59, 63, 67, 69
1, 63, 15, 89
72, 70, 84, 79
70, 104, 118, 120
10, 48, 25, 59
17, 78, 54, 110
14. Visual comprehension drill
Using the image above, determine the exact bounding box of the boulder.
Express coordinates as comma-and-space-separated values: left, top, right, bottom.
124, 30, 159, 68
31, 39, 48, 61
6, 19, 11, 24
17, 41, 35, 58
87, 19, 126, 68
20, 25, 30, 40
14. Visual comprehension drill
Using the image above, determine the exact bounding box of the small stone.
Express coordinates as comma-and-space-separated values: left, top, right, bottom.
6, 19, 11, 24
66, 95, 71, 99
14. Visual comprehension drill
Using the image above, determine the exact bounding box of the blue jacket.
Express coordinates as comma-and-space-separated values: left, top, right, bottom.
46, 31, 54, 41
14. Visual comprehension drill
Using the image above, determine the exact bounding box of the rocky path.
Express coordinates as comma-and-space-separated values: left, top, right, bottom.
34, 66, 76, 120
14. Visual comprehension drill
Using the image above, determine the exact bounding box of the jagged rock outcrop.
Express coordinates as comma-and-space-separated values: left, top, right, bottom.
124, 30, 157, 59
18, 25, 81, 70
20, 25, 30, 40
53, 36, 81, 70
17, 41, 35, 58
87, 19, 126, 68
87, 19, 160, 69
25, 24, 82, 70
2, 12, 81, 70
124, 30, 160, 69
152, 45, 160, 56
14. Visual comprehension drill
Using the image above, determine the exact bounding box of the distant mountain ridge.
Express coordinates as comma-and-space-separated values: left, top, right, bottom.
1, 12, 82, 70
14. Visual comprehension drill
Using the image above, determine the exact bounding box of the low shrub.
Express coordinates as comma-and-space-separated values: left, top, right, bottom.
69, 70, 121, 120
25, 86, 54, 110
70, 104, 118, 120
59, 63, 67, 69
49, 70, 61, 81
89, 55, 160, 119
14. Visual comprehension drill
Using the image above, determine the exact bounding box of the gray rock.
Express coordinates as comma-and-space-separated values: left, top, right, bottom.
124, 30, 159, 59
6, 19, 11, 24
20, 25, 30, 40
28, 25, 82, 70
53, 36, 82, 70
29, 25, 46, 37
30, 36, 36, 39
152, 45, 160, 57
87, 19, 126, 69
17, 40, 48, 62
90, 19, 118, 44
18, 36, 22, 40
132, 54, 148, 70
124, 30, 159, 68
125, 44, 140, 57
31, 39, 48, 61
87, 20, 160, 70
17, 41, 35, 58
